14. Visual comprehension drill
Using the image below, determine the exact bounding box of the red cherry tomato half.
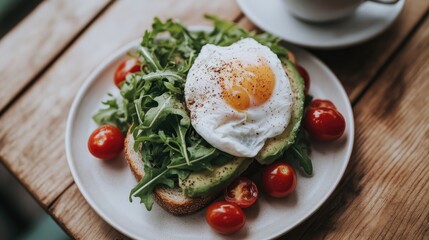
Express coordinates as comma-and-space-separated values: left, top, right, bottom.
224, 177, 258, 208
310, 99, 336, 110
206, 201, 246, 234
88, 125, 124, 160
304, 107, 346, 141
114, 58, 141, 88
262, 162, 297, 198
296, 65, 310, 94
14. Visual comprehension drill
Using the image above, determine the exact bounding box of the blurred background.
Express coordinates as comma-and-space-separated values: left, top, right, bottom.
0, 1, 69, 239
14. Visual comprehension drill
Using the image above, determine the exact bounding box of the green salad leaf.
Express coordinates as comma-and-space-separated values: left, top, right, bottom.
93, 16, 309, 210
290, 129, 313, 175
285, 95, 313, 175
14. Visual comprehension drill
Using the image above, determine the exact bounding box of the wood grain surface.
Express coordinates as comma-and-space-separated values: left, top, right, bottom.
282, 13, 429, 240
51, 185, 126, 239
0, 0, 110, 112
0, 0, 428, 239
312, 0, 429, 102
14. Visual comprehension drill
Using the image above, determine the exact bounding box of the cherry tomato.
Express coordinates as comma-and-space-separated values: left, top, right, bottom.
304, 107, 346, 141
262, 162, 297, 198
88, 125, 124, 160
287, 51, 297, 64
206, 201, 246, 234
114, 58, 141, 88
224, 177, 258, 208
296, 65, 310, 94
310, 99, 336, 110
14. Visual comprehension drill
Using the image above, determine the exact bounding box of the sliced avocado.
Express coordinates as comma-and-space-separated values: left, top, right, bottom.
179, 158, 253, 197
255, 60, 305, 164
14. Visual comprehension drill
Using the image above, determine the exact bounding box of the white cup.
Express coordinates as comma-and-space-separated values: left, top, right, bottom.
284, 0, 400, 23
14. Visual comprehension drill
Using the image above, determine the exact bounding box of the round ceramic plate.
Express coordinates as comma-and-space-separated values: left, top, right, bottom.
66, 29, 354, 239
237, 0, 404, 49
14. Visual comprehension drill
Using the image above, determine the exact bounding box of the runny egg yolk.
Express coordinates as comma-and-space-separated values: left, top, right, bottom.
220, 59, 275, 111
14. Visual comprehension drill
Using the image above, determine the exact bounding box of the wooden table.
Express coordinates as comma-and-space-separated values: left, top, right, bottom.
0, 0, 428, 239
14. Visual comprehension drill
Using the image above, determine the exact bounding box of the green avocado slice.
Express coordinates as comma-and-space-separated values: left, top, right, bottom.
255, 60, 305, 164
179, 158, 253, 197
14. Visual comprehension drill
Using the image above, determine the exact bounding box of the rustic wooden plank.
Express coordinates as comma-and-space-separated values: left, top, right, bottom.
282, 14, 429, 240
51, 185, 126, 239
0, 0, 110, 112
312, 0, 429, 102
239, 0, 429, 103
0, 0, 242, 237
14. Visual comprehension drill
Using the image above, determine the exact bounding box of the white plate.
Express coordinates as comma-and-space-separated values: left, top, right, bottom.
66, 30, 354, 239
237, 0, 404, 49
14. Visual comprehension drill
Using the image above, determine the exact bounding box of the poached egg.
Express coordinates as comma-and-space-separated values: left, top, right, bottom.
185, 38, 293, 157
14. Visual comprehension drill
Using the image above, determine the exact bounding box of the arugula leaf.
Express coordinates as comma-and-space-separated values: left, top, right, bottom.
173, 116, 191, 165
285, 93, 314, 175
130, 167, 172, 210
137, 93, 189, 130
304, 94, 314, 108
92, 94, 129, 134
290, 128, 313, 176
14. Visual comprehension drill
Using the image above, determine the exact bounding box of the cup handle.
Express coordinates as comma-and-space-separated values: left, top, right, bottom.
368, 0, 400, 4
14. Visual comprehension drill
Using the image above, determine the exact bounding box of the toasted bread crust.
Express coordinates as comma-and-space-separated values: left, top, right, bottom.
124, 132, 144, 180
124, 130, 216, 215
153, 186, 216, 215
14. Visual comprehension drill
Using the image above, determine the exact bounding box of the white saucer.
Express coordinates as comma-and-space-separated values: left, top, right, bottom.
237, 0, 404, 49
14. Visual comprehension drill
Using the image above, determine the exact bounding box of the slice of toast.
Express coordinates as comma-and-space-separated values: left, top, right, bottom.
124, 131, 217, 215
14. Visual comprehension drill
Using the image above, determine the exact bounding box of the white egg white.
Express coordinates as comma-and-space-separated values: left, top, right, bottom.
185, 38, 293, 157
